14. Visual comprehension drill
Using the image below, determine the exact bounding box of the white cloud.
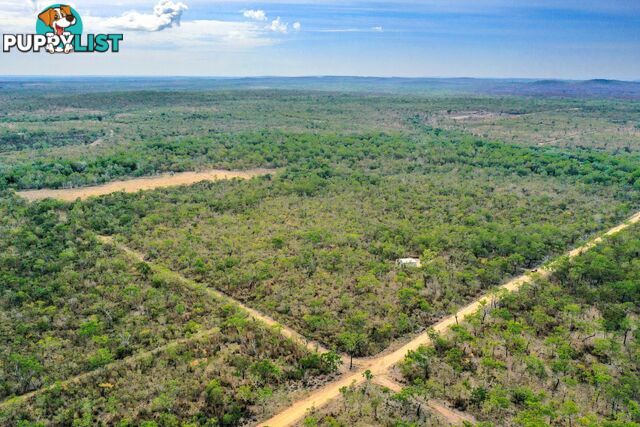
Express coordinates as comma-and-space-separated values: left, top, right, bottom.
84, 17, 277, 51
372, 26, 383, 32
0, 0, 300, 55
269, 16, 287, 33
100, 0, 188, 32
243, 9, 267, 21
293, 21, 301, 31
25, 0, 38, 14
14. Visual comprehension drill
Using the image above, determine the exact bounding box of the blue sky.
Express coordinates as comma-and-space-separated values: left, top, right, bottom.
0, 0, 638, 78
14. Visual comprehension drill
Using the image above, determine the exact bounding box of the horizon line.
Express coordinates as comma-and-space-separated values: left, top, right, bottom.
1, 75, 639, 83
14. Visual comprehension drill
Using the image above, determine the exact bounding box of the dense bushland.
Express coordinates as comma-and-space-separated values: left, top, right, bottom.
1, 88, 639, 425
0, 193, 338, 425
3, 130, 640, 189
2, 317, 339, 426
398, 225, 640, 426
62, 128, 640, 356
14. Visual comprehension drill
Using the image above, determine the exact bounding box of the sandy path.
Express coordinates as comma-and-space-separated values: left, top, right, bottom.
259, 210, 640, 427
0, 325, 224, 409
373, 376, 476, 425
4, 210, 638, 418
372, 375, 403, 392
98, 236, 335, 357
17, 168, 276, 202
425, 401, 475, 426
0, 235, 342, 410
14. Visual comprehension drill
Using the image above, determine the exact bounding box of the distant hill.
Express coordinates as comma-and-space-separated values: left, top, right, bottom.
2, 76, 640, 98
511, 78, 640, 98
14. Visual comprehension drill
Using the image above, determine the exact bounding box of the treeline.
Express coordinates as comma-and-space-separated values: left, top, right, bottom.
399, 225, 640, 426
2, 129, 640, 191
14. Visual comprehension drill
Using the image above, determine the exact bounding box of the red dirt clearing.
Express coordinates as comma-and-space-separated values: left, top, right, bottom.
17, 168, 276, 202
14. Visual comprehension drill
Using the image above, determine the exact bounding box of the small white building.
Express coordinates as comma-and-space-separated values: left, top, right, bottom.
396, 258, 422, 268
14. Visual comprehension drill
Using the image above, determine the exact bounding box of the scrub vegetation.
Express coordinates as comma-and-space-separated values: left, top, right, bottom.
1, 80, 639, 425
70, 129, 640, 356
0, 193, 338, 426
394, 223, 640, 426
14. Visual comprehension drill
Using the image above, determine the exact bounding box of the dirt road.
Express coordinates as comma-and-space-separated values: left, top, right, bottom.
0, 235, 341, 410
5, 211, 639, 421
98, 236, 334, 357
17, 168, 276, 202
259, 210, 640, 427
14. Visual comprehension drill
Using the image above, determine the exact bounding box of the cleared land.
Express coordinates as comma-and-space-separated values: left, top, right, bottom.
16, 168, 276, 201
429, 107, 640, 152
259, 210, 640, 427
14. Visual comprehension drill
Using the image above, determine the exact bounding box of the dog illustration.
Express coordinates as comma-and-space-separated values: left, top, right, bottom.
38, 5, 76, 54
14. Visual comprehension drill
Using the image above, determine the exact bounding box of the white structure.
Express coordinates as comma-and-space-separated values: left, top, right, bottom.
396, 258, 422, 268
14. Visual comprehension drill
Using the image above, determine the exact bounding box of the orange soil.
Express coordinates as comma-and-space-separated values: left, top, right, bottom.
259, 211, 640, 427
17, 168, 276, 202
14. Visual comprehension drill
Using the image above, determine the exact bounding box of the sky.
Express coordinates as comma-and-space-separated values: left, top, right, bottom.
0, 0, 638, 79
